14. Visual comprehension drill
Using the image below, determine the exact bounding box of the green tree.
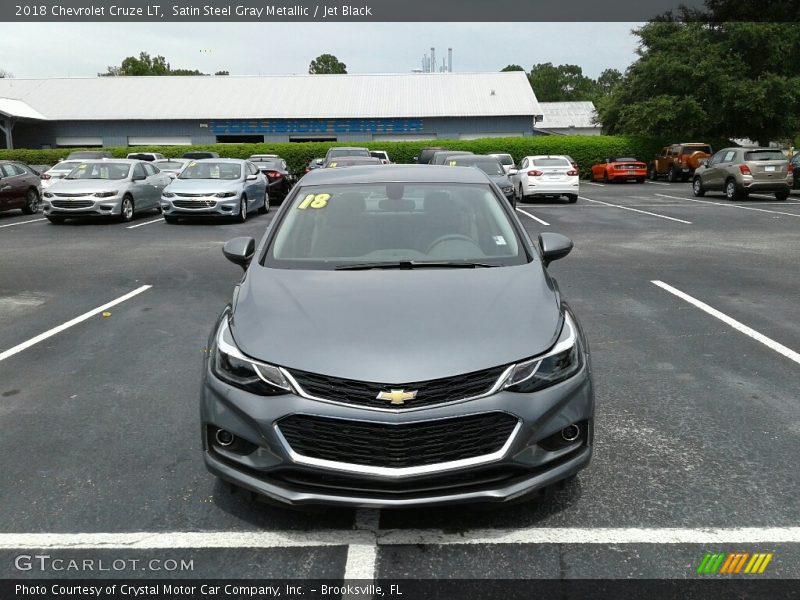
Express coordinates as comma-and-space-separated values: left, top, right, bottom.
308, 54, 347, 75
501, 64, 525, 72
597, 7, 800, 143
99, 52, 221, 77
528, 63, 598, 102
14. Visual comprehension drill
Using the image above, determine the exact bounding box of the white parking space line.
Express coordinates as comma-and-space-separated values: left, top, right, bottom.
0, 285, 152, 363
127, 217, 165, 229
0, 218, 46, 229
644, 180, 670, 186
344, 509, 380, 582
655, 193, 800, 219
515, 207, 550, 226
3, 527, 800, 550
585, 182, 605, 187
579, 196, 692, 224
652, 280, 800, 366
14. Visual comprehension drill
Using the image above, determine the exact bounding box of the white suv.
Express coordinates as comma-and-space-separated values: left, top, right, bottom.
512, 155, 579, 203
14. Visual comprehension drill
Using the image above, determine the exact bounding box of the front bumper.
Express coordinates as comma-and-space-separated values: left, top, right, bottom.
200, 360, 594, 508
161, 196, 239, 217
43, 197, 122, 217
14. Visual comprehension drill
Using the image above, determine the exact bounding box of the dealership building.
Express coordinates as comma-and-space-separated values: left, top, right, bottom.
0, 72, 548, 149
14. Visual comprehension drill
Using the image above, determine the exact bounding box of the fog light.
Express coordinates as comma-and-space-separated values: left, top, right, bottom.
215, 429, 234, 446
561, 424, 581, 442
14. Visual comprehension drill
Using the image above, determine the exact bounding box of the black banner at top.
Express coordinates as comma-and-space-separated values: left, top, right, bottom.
2, 0, 799, 22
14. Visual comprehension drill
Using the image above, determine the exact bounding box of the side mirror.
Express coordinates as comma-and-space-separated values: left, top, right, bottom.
223, 237, 256, 271
508, 168, 518, 176
697, 158, 708, 167
246, 174, 257, 181
538, 232, 573, 266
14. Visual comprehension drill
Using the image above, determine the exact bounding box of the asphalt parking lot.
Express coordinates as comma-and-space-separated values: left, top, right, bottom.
1, 180, 799, 584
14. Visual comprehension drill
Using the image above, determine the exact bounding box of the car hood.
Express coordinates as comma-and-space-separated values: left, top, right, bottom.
230, 263, 562, 382
489, 174, 513, 187
47, 179, 130, 193
165, 179, 242, 193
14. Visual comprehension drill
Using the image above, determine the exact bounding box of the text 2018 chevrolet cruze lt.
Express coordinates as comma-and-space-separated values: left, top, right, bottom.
201, 165, 594, 508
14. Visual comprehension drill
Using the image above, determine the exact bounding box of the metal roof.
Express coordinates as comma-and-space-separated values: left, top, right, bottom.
0, 73, 541, 121
538, 101, 598, 129
0, 98, 46, 120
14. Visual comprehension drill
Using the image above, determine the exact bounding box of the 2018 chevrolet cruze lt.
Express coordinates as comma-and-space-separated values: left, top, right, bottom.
201, 165, 594, 508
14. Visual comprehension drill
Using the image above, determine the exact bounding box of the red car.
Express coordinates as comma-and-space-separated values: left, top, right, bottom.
590, 157, 647, 183
0, 161, 42, 215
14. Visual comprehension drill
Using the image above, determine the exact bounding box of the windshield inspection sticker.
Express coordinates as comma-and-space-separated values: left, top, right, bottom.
297, 193, 332, 210
494, 236, 507, 246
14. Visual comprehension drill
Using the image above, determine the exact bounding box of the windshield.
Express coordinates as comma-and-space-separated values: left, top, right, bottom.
52, 161, 83, 172
449, 157, 505, 176
328, 149, 370, 159
492, 154, 514, 166
155, 161, 186, 170
744, 150, 786, 162
66, 162, 131, 180
179, 162, 241, 180
267, 183, 526, 269
533, 158, 571, 167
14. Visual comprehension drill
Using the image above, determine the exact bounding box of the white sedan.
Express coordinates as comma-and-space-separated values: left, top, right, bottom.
512, 155, 579, 203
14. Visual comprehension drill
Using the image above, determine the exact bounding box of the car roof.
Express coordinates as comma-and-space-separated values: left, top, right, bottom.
64, 159, 138, 164
328, 146, 369, 150
300, 164, 491, 185
525, 155, 571, 159
186, 158, 248, 163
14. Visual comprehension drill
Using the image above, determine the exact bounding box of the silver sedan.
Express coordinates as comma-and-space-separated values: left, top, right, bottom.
160, 159, 269, 224
42, 160, 171, 224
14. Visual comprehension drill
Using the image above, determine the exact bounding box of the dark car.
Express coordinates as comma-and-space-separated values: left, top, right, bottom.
305, 158, 324, 174
445, 154, 516, 207
790, 151, 799, 190
182, 151, 220, 160
415, 146, 448, 165
0, 161, 42, 215
250, 157, 295, 203
323, 147, 370, 167
201, 165, 594, 508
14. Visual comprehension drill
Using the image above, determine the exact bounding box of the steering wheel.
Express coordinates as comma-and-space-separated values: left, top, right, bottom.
426, 234, 482, 255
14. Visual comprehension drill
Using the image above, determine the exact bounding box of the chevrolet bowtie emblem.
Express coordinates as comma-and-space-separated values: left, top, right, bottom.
376, 389, 418, 405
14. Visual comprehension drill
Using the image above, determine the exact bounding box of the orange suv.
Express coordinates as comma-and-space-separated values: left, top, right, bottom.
649, 143, 713, 182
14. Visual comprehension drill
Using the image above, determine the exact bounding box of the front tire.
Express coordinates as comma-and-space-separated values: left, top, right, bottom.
22, 189, 40, 214
258, 192, 269, 214
649, 166, 658, 180
602, 170, 609, 184
236, 195, 248, 223
120, 195, 135, 223
692, 177, 705, 197
518, 185, 527, 204
667, 167, 678, 183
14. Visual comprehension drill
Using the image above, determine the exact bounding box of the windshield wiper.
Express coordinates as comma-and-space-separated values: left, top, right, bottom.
335, 260, 499, 271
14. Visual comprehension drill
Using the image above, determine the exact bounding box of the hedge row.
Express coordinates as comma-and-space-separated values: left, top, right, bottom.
0, 136, 732, 179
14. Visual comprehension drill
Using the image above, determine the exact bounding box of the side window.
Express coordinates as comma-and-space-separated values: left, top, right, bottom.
12, 164, 28, 176
143, 163, 156, 176
708, 152, 723, 166
721, 151, 736, 163
133, 164, 146, 179
1, 164, 16, 177
248, 162, 258, 176
520, 158, 528, 169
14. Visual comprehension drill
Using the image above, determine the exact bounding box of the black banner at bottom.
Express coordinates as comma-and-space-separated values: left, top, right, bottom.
4, 579, 800, 600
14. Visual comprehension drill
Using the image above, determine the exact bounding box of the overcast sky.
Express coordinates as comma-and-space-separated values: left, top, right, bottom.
0, 23, 640, 79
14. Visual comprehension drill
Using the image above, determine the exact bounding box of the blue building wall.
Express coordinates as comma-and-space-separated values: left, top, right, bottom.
12, 116, 536, 148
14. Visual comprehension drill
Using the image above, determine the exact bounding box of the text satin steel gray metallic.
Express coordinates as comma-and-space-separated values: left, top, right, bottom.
201, 165, 594, 508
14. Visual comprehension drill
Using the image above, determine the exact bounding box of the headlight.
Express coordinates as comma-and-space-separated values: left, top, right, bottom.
503, 312, 582, 393
94, 191, 118, 198
162, 192, 175, 198
215, 191, 237, 198
43, 192, 53, 198
211, 318, 291, 395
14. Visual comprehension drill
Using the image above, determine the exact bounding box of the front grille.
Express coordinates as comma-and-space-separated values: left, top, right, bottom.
53, 193, 91, 198
51, 200, 93, 208
277, 412, 518, 469
175, 192, 213, 198
173, 200, 216, 209
287, 365, 507, 410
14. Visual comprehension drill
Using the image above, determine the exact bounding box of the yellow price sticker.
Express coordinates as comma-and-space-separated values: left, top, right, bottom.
329, 162, 337, 168
297, 193, 331, 210
448, 160, 457, 166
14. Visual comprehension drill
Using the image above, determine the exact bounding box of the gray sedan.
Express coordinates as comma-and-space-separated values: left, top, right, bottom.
42, 160, 170, 223
160, 159, 268, 223
201, 165, 594, 508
